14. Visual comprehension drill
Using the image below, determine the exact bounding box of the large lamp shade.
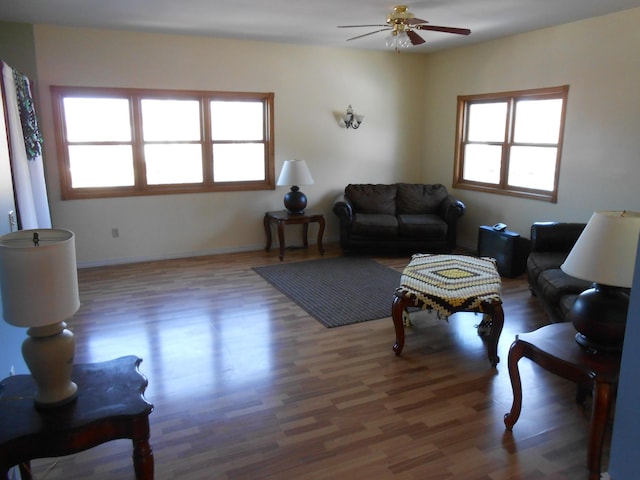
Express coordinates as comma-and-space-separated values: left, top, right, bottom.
561, 211, 640, 288
0, 229, 81, 407
0, 229, 80, 327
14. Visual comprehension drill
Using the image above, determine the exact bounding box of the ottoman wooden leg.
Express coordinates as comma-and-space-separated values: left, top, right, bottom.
392, 295, 407, 355
485, 300, 504, 367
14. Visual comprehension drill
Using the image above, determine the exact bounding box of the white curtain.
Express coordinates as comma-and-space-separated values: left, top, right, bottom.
1, 61, 51, 229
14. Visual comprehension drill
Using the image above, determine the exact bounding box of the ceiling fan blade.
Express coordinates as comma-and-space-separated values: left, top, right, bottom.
338, 24, 388, 28
406, 17, 429, 25
415, 24, 471, 35
346, 28, 391, 41
406, 30, 426, 45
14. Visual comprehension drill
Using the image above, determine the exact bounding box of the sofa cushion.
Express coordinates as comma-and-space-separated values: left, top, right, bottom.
352, 213, 398, 237
345, 184, 397, 216
397, 214, 447, 238
526, 252, 568, 284
396, 183, 448, 215
536, 269, 593, 305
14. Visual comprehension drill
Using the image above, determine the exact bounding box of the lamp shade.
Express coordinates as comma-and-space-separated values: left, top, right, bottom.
0, 229, 80, 328
276, 159, 314, 186
561, 211, 640, 288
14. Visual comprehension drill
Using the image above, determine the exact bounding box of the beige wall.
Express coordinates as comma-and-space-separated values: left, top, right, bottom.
33, 26, 427, 265
30, 7, 640, 263
423, 8, 640, 249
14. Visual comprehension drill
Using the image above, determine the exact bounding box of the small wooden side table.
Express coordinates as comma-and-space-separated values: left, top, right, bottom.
0, 355, 154, 480
503, 323, 621, 480
264, 210, 325, 261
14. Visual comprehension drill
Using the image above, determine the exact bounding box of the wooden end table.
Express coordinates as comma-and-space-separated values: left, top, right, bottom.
0, 356, 154, 480
503, 323, 621, 480
264, 210, 325, 261
392, 254, 504, 367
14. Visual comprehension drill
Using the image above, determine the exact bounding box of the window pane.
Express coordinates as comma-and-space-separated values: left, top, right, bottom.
141, 99, 201, 141
508, 146, 557, 191
211, 101, 263, 141
467, 102, 508, 142
68, 145, 134, 187
64, 98, 131, 142
463, 144, 502, 184
513, 99, 563, 143
213, 143, 265, 182
145, 144, 203, 184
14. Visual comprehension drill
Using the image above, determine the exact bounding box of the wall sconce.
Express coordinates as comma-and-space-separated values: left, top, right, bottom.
342, 105, 364, 129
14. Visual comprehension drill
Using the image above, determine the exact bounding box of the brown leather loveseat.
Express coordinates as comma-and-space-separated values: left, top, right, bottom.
332, 183, 465, 254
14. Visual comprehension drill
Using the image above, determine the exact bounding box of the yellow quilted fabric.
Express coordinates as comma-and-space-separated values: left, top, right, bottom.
395, 254, 502, 316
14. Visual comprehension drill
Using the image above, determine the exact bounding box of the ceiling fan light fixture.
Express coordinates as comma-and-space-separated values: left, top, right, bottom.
385, 32, 396, 48
339, 5, 471, 49
385, 30, 411, 50
398, 31, 412, 48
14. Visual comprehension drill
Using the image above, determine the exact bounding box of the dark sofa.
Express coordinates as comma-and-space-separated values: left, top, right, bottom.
526, 222, 592, 323
332, 183, 465, 253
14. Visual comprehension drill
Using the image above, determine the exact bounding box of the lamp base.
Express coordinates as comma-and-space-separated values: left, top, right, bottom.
23, 322, 78, 408
574, 333, 623, 353
568, 284, 629, 353
283, 186, 308, 214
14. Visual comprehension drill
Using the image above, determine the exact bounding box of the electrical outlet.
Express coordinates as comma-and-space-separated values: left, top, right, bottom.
112, 228, 119, 238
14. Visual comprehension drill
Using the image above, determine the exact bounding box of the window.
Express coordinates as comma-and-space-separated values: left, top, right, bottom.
51, 86, 275, 199
453, 85, 569, 202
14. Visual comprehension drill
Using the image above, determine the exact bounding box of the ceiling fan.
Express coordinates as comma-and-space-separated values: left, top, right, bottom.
338, 5, 471, 50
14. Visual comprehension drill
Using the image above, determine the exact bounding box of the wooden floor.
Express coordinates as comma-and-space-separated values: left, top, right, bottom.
28, 244, 609, 479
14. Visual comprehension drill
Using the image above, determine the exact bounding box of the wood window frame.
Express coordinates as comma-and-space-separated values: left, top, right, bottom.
51, 86, 275, 200
453, 85, 569, 203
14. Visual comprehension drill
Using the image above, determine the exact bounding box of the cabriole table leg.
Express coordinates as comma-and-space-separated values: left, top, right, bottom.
392, 295, 407, 355
504, 340, 525, 430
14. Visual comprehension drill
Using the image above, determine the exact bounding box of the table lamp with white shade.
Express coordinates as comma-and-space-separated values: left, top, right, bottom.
0, 229, 80, 408
561, 210, 640, 352
276, 159, 315, 214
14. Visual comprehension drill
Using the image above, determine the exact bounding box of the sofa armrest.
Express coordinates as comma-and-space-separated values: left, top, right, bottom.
332, 193, 354, 223
439, 195, 466, 222
530, 222, 586, 253
438, 195, 465, 250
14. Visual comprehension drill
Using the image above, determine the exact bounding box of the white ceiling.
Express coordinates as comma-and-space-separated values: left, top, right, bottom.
1, 0, 639, 52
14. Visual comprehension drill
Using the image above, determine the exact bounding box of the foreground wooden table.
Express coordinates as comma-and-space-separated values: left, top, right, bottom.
392, 254, 504, 367
503, 323, 621, 480
0, 356, 154, 480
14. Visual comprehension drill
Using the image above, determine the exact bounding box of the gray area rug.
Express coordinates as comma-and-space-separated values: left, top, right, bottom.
253, 257, 401, 328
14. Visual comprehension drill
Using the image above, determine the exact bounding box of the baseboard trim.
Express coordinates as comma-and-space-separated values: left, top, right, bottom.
77, 244, 263, 269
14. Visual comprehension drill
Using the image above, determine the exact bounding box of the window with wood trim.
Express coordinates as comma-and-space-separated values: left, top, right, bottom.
51, 86, 275, 200
453, 85, 569, 203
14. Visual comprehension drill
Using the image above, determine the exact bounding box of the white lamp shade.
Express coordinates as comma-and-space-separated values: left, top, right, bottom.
0, 229, 80, 328
561, 211, 640, 288
276, 159, 314, 186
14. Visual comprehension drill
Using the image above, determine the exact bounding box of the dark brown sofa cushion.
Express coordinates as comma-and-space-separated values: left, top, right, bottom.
397, 214, 447, 238
345, 184, 397, 216
351, 213, 398, 237
396, 183, 448, 215
526, 251, 568, 285
536, 269, 592, 305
